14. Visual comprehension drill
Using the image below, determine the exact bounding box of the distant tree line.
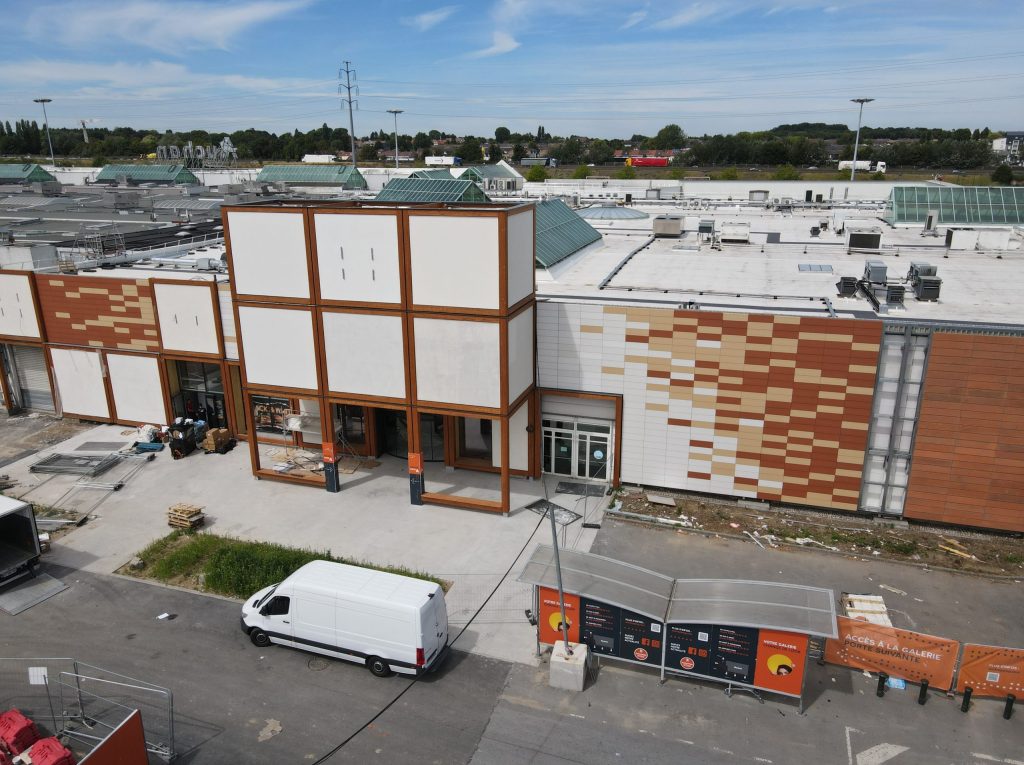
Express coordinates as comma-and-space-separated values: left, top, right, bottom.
0, 118, 1000, 169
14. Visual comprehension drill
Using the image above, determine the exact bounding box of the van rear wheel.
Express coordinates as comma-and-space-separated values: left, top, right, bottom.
367, 656, 392, 678
249, 628, 271, 647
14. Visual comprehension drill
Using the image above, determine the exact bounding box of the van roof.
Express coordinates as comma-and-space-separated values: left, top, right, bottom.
0, 496, 28, 515
286, 560, 440, 607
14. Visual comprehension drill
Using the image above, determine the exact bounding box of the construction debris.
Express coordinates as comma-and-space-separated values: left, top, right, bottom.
646, 493, 676, 507
793, 537, 840, 552
29, 453, 121, 477
878, 584, 907, 596
167, 503, 205, 530
841, 593, 893, 627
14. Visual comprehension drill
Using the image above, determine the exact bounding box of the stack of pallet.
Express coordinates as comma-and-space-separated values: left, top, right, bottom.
167, 503, 205, 530
841, 593, 893, 627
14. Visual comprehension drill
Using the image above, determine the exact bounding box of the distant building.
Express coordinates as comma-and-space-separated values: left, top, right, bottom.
256, 164, 367, 189
993, 132, 1024, 164
458, 161, 524, 193
0, 164, 57, 184
93, 164, 199, 186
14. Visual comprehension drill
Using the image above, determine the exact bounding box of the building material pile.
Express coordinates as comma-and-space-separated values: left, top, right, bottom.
167, 503, 205, 530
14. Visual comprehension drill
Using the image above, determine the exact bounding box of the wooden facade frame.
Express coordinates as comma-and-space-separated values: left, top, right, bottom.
221, 206, 317, 306
317, 305, 410, 406
536, 387, 624, 488
45, 344, 114, 423
243, 386, 328, 487
232, 301, 323, 398
0, 269, 47, 346
150, 277, 226, 360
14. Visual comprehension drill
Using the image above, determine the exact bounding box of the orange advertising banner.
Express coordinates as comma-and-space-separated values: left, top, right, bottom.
537, 586, 580, 645
824, 616, 959, 690
753, 629, 809, 697
956, 643, 1024, 698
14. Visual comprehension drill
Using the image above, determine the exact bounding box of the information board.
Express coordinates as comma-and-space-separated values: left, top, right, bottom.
666, 623, 808, 697
579, 596, 663, 666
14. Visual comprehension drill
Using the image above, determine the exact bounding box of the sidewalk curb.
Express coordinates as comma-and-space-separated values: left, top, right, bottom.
604, 508, 1024, 582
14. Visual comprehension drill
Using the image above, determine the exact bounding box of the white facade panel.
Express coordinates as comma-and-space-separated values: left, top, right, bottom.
227, 211, 310, 299
218, 284, 238, 360
492, 402, 529, 470
154, 282, 220, 355
322, 311, 406, 399
50, 348, 109, 419
541, 394, 615, 422
313, 213, 402, 304
507, 306, 534, 403
506, 210, 535, 306
107, 353, 166, 424
0, 273, 41, 339
409, 216, 499, 309
238, 306, 318, 390
414, 318, 500, 408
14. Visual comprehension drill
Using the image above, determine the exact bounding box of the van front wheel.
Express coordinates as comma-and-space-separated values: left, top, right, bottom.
249, 629, 271, 647
367, 656, 392, 678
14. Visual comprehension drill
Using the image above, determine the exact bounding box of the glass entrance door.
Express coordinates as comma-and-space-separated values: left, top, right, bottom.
542, 417, 613, 482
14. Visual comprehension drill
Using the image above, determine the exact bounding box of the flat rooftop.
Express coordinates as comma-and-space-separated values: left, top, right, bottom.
538, 204, 1024, 327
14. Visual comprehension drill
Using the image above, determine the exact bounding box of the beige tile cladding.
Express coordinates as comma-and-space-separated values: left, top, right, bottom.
36, 275, 159, 352
537, 302, 881, 512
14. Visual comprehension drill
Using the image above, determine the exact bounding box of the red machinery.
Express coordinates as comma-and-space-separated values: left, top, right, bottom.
21, 738, 76, 765
0, 709, 39, 756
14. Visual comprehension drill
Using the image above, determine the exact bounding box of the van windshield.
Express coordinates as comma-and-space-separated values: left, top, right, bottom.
255, 584, 278, 608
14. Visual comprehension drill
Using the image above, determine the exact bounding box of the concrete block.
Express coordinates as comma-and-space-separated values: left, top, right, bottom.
549, 641, 589, 692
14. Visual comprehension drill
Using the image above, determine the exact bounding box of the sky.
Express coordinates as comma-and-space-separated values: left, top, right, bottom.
2, 0, 1022, 140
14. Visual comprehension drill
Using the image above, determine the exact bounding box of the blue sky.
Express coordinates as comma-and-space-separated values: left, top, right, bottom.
2, 0, 1022, 139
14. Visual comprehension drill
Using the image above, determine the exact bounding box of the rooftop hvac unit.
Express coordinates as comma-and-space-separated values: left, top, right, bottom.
847, 229, 882, 251
908, 261, 937, 280
863, 260, 887, 284
698, 219, 715, 234
914, 275, 942, 301
885, 284, 905, 305
653, 215, 683, 238
836, 276, 859, 297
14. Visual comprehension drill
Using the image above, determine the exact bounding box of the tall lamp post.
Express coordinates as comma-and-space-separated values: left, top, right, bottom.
33, 98, 56, 168
387, 109, 403, 170
849, 97, 874, 181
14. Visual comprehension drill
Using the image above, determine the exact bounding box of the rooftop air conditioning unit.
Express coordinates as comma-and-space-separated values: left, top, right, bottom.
914, 276, 942, 301
836, 276, 859, 297
885, 285, 905, 305
908, 262, 937, 281
863, 260, 887, 284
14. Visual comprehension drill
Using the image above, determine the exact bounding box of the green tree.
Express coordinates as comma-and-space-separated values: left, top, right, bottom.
717, 167, 739, 180
511, 143, 526, 163
651, 124, 685, 150
586, 139, 614, 165
413, 132, 432, 152
358, 143, 380, 162
772, 164, 801, 180
614, 166, 636, 179
487, 142, 502, 163
495, 126, 511, 143
526, 165, 548, 182
459, 137, 483, 163
572, 165, 592, 179
992, 164, 1014, 185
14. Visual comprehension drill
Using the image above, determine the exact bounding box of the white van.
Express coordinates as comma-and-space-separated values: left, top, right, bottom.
241, 560, 448, 677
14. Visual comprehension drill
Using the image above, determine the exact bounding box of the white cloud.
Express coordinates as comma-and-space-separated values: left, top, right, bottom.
623, 10, 647, 28
25, 0, 311, 53
652, 2, 723, 29
466, 31, 521, 58
402, 5, 458, 32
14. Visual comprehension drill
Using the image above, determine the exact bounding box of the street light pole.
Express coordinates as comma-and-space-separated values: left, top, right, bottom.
387, 109, 403, 170
850, 97, 874, 181
33, 98, 55, 168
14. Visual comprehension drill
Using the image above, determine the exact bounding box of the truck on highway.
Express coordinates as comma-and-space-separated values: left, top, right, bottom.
838, 160, 886, 174
0, 496, 41, 587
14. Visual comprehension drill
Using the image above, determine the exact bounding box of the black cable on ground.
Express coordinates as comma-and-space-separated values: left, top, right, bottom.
311, 510, 546, 764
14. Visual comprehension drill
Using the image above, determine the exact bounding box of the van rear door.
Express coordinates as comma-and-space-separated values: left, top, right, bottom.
420, 592, 448, 669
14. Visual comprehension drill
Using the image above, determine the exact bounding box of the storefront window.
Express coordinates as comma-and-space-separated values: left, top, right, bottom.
458, 417, 492, 461
170, 360, 226, 428
336, 404, 367, 446
251, 395, 291, 435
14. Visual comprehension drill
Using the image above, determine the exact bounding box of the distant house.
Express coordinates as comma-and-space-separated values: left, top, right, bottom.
0, 163, 57, 184
256, 164, 367, 189
94, 164, 199, 185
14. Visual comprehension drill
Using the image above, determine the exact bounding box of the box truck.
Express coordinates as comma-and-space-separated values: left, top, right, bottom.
241, 560, 448, 677
0, 496, 42, 587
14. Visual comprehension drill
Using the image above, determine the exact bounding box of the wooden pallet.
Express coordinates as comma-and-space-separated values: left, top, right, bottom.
168, 503, 205, 530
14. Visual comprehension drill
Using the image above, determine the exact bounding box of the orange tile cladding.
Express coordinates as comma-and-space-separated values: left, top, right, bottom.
36, 274, 159, 352
904, 332, 1024, 532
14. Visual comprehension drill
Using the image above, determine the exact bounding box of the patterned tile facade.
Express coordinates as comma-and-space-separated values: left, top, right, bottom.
538, 302, 881, 511
904, 333, 1024, 532
36, 275, 159, 352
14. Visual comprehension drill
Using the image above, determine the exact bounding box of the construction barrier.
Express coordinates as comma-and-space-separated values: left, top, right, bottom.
956, 644, 1024, 699
824, 616, 959, 691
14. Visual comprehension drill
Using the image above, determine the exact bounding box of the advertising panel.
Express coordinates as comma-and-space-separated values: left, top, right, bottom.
537, 586, 580, 645
666, 624, 808, 697
824, 616, 959, 690
956, 643, 1024, 698
579, 597, 662, 667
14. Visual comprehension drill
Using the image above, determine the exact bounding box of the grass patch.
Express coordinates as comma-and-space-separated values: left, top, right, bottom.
129, 531, 448, 599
